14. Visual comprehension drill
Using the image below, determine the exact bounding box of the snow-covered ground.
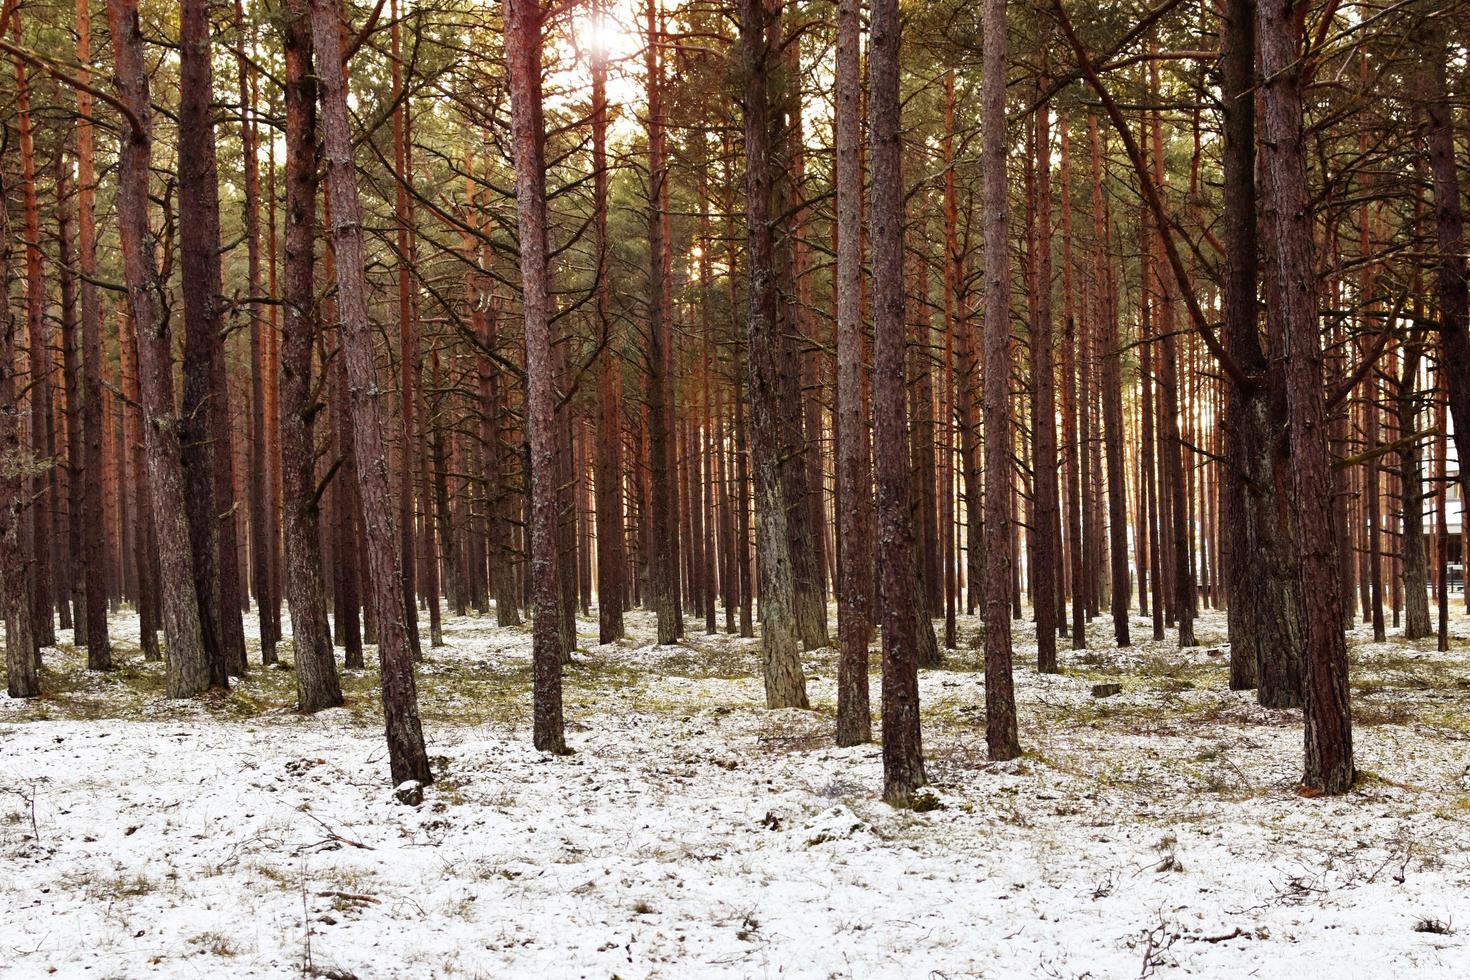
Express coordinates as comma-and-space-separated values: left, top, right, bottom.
3, 603, 1468, 978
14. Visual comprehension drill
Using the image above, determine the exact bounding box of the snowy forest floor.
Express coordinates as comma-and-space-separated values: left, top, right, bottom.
2, 603, 1469, 979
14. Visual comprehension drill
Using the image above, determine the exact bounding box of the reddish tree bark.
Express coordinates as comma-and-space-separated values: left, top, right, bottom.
1030, 96, 1061, 673
277, 0, 342, 712
870, 0, 925, 805
833, 0, 871, 746
503, 0, 569, 752
236, 0, 277, 663
980, 0, 1021, 761
74, 0, 113, 663
0, 169, 37, 697
1257, 0, 1353, 795
180, 0, 245, 684
740, 0, 808, 707
311, 0, 432, 782
107, 0, 210, 696
13, 15, 55, 651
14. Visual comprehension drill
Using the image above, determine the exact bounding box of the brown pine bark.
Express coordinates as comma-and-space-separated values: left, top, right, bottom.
107, 0, 210, 696
13, 17, 54, 652
180, 0, 245, 684
389, 0, 423, 660
591, 2, 624, 644
643, 0, 679, 646
1257, 0, 1353, 794
740, 0, 808, 708
503, 0, 569, 751
833, 0, 871, 746
1421, 7, 1470, 535
236, 0, 276, 663
57, 156, 82, 640
312, 0, 432, 781
277, 0, 342, 712
75, 0, 112, 663
1030, 95, 1060, 673
981, 0, 1021, 762
1092, 115, 1131, 647
0, 168, 37, 696
870, 0, 924, 805
1058, 113, 1086, 650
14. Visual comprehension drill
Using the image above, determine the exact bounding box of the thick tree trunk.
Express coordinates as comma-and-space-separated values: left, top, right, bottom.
107, 0, 210, 696
14, 24, 54, 654
278, 0, 343, 712
503, 0, 569, 751
981, 0, 1021, 761
1257, 0, 1353, 795
180, 0, 245, 685
1, 178, 38, 697
833, 0, 872, 746
870, 0, 925, 804
312, 0, 433, 782
1421, 8, 1470, 539
740, 0, 808, 708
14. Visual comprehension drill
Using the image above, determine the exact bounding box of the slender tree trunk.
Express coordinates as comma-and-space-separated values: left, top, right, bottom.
1090, 118, 1131, 647
1030, 96, 1060, 672
237, 0, 276, 664
591, 2, 624, 644
981, 0, 1021, 761
57, 157, 82, 641
312, 0, 433, 782
74, 0, 113, 663
642, 0, 679, 645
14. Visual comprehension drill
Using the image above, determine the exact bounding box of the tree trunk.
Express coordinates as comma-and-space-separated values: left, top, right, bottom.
13, 19, 54, 654
0, 171, 37, 697
740, 0, 808, 708
832, 0, 872, 745
236, 0, 277, 664
180, 0, 245, 685
503, 0, 569, 752
312, 0, 433, 783
278, 0, 343, 712
73, 0, 113, 664
1030, 97, 1061, 672
981, 0, 1021, 762
591, 2, 624, 644
1257, 0, 1353, 795
1090, 117, 1131, 647
107, 0, 211, 696
870, 0, 925, 804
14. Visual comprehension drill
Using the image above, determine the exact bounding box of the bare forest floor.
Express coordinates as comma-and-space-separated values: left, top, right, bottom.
2, 601, 1469, 979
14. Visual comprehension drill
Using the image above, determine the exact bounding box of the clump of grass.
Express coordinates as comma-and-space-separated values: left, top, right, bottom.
1413, 917, 1454, 936
190, 931, 239, 956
